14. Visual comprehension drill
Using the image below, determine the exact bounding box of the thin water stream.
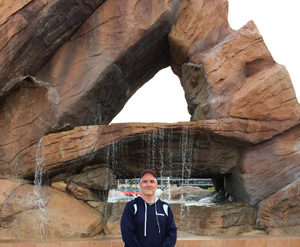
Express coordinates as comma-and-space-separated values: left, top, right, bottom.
30, 127, 217, 239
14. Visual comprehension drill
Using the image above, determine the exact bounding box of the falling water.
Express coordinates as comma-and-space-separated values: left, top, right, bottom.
151, 131, 156, 170
141, 131, 157, 170
178, 126, 193, 236
107, 138, 117, 171
106, 137, 129, 177
167, 176, 171, 201
165, 129, 174, 202
158, 128, 165, 178
33, 137, 49, 239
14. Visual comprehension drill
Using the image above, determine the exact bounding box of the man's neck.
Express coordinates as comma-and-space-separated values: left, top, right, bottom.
141, 195, 155, 204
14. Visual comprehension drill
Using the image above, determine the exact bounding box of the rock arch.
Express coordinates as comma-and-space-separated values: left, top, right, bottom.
0, 0, 299, 238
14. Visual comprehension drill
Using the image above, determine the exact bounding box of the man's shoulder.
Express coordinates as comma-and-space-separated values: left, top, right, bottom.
157, 198, 169, 205
125, 196, 142, 207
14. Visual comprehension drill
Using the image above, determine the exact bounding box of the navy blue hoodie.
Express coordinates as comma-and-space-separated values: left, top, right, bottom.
121, 196, 177, 247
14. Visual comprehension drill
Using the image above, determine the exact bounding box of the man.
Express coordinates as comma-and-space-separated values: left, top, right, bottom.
121, 169, 177, 247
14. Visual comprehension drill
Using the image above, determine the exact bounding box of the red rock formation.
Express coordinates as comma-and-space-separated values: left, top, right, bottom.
167, 0, 300, 234
0, 0, 176, 178
0, 0, 300, 239
29, 122, 243, 179
0, 180, 104, 239
180, 21, 300, 123
169, 0, 231, 74
0, 0, 106, 98
256, 178, 300, 234
226, 125, 300, 205
19, 120, 300, 179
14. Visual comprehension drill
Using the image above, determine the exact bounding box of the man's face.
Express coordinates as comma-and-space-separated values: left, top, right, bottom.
139, 173, 158, 197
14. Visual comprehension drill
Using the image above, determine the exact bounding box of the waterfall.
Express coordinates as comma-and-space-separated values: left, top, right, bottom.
167, 128, 173, 177
33, 137, 49, 239
158, 128, 165, 178
178, 126, 193, 236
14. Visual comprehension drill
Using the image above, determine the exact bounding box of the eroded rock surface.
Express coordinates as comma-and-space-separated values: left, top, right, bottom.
0, 0, 300, 239
0, 181, 104, 239
172, 203, 255, 236
226, 124, 300, 205
0, 0, 178, 180
169, 0, 231, 74
27, 122, 248, 179
256, 178, 300, 233
181, 21, 300, 124
0, 0, 106, 98
67, 166, 117, 191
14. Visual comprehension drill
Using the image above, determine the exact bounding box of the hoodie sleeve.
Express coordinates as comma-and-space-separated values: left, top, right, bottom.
121, 202, 142, 247
162, 205, 177, 247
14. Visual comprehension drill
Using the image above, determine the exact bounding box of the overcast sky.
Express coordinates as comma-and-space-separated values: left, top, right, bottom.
112, 0, 299, 123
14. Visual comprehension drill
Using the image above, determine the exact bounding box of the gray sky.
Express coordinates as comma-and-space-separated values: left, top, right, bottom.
112, 0, 299, 123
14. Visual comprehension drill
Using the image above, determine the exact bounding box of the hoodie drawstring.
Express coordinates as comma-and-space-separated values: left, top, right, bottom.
144, 201, 161, 236
155, 202, 161, 234
144, 202, 147, 236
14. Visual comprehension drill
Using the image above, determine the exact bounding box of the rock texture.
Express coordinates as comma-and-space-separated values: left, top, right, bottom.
180, 21, 300, 123
0, 180, 104, 240
0, 0, 106, 98
226, 125, 300, 205
168, 0, 231, 74
27, 122, 246, 179
88, 201, 255, 237
67, 166, 117, 191
167, 0, 300, 235
0, 0, 300, 240
7, 120, 298, 180
172, 203, 255, 236
256, 178, 300, 233
66, 182, 109, 201
0, 0, 176, 179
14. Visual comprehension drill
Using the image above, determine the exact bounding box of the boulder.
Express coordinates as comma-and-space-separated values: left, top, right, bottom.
68, 166, 117, 191
256, 178, 300, 232
0, 179, 24, 208
0, 184, 104, 239
171, 203, 255, 236
66, 182, 109, 201
87, 201, 125, 236
51, 181, 67, 192
104, 202, 126, 237
226, 124, 300, 205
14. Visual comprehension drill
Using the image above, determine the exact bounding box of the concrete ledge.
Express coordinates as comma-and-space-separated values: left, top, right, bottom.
0, 236, 300, 247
